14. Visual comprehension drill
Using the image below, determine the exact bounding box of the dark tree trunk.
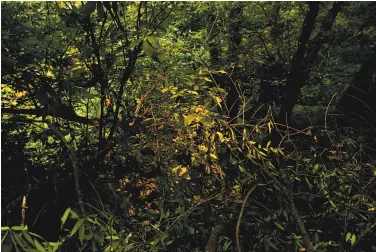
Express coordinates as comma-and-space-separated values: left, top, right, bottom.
279, 2, 343, 121
226, 5, 243, 121
339, 52, 376, 125
279, 2, 320, 121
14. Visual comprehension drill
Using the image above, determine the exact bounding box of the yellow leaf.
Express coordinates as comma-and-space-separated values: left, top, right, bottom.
213, 96, 222, 108
184, 114, 197, 125
368, 207, 375, 212
179, 167, 187, 176
266, 140, 271, 148
198, 144, 208, 153
306, 129, 312, 136
268, 121, 272, 133
210, 153, 218, 160
187, 90, 199, 95
258, 151, 267, 156
216, 132, 224, 142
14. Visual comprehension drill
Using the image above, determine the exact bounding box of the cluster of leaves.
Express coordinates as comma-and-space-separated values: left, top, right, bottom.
2, 1, 376, 252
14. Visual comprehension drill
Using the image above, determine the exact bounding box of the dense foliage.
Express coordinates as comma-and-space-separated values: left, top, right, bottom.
1, 2, 376, 252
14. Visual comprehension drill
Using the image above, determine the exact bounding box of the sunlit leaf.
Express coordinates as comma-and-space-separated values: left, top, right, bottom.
70, 219, 83, 237
142, 40, 154, 57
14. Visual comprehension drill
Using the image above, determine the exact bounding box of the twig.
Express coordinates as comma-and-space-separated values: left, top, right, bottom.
324, 92, 337, 144
236, 182, 266, 252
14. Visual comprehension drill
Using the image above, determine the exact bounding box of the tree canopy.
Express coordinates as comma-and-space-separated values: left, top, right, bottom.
1, 2, 376, 252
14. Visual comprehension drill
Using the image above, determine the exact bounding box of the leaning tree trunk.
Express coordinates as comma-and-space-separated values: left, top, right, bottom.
279, 2, 343, 121
278, 2, 320, 121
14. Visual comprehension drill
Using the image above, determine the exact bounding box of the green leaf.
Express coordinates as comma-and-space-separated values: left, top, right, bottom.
13, 233, 28, 251
346, 232, 351, 241
29, 232, 45, 240
1, 227, 9, 231
95, 232, 105, 246
61, 208, 71, 228
70, 209, 79, 219
350, 234, 356, 246
34, 238, 46, 252
157, 53, 167, 62
105, 235, 120, 240
142, 40, 154, 57
223, 240, 232, 251
22, 231, 34, 245
238, 165, 245, 173
125, 232, 133, 244
11, 226, 25, 231
1, 231, 9, 244
147, 37, 160, 49
79, 222, 85, 244
274, 221, 285, 231
313, 163, 319, 173
130, 37, 144, 49
70, 219, 83, 237
266, 239, 279, 250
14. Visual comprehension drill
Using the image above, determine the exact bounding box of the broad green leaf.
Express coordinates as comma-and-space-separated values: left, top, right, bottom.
79, 222, 85, 244
274, 221, 285, 231
61, 208, 71, 228
313, 164, 319, 173
105, 235, 120, 240
157, 53, 167, 62
130, 37, 144, 49
1, 231, 9, 243
346, 232, 351, 241
22, 231, 34, 245
34, 238, 46, 252
223, 240, 232, 251
266, 239, 279, 250
70, 219, 83, 237
147, 37, 160, 49
125, 232, 133, 244
13, 233, 28, 251
350, 234, 356, 245
142, 40, 154, 57
70, 209, 79, 219
11, 226, 26, 231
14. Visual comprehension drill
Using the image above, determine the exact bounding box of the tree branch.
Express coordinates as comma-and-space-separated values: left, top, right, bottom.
2, 107, 96, 124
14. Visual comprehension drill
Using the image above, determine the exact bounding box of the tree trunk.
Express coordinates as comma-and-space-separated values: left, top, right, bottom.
339, 52, 376, 125
226, 5, 243, 121
279, 2, 343, 121
279, 2, 320, 121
